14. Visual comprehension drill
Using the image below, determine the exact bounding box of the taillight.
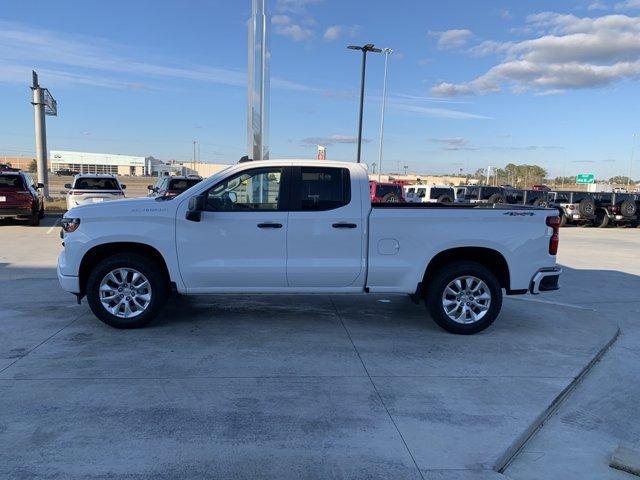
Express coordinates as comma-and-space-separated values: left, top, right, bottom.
70, 190, 83, 195
611, 205, 620, 214
546, 216, 560, 255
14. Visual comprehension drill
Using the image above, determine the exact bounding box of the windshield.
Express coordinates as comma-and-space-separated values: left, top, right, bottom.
73, 177, 120, 190
169, 178, 201, 191
0, 175, 25, 190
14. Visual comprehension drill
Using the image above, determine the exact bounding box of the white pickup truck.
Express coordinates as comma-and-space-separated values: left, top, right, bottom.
57, 160, 561, 334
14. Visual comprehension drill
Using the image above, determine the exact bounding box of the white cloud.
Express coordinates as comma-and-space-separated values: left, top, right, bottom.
276, 0, 323, 13
429, 29, 474, 50
587, 1, 608, 10
274, 23, 314, 41
271, 15, 292, 25
615, 0, 640, 9
428, 137, 471, 146
431, 12, 640, 96
0, 20, 317, 92
323, 25, 342, 41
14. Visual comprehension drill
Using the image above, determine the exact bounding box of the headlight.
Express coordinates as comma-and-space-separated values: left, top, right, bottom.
61, 217, 81, 233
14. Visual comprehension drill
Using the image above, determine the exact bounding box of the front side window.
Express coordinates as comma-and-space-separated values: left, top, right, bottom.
206, 168, 282, 211
298, 167, 350, 211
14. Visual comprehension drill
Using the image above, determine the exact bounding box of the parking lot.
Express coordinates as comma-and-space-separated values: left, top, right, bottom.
0, 217, 637, 479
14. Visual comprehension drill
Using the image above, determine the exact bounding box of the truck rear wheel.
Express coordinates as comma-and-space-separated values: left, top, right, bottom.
425, 261, 502, 335
86, 253, 168, 329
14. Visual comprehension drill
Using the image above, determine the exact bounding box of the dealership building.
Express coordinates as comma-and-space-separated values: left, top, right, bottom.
50, 150, 152, 176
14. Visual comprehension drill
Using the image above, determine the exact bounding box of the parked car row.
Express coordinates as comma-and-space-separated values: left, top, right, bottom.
369, 180, 639, 228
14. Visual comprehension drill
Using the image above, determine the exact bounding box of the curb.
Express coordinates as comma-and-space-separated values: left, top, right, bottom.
493, 325, 621, 473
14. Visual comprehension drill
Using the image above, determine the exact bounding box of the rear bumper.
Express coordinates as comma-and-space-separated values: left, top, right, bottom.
530, 267, 562, 294
0, 208, 32, 218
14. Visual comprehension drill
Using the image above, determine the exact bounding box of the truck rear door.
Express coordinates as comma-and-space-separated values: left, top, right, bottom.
286, 166, 364, 287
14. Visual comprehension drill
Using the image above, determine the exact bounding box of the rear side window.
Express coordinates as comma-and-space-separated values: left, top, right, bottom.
430, 188, 452, 199
0, 175, 25, 190
298, 167, 350, 211
376, 184, 402, 198
74, 177, 120, 190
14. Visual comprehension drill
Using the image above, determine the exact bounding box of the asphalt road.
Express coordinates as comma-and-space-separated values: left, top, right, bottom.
0, 219, 635, 479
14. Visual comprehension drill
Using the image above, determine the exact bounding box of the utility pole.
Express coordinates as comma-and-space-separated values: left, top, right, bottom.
347, 44, 382, 163
377, 48, 392, 181
31, 71, 56, 199
628, 133, 636, 189
486, 166, 492, 186
192, 140, 197, 172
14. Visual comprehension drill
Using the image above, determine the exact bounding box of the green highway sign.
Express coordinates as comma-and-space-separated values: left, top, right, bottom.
576, 173, 595, 184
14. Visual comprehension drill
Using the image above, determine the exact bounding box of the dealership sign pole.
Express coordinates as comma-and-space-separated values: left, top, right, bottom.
31, 71, 57, 199
248, 0, 269, 161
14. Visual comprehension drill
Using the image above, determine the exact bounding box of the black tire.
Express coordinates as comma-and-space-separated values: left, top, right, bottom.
437, 195, 453, 203
425, 261, 503, 335
38, 204, 45, 219
620, 200, 637, 218
559, 214, 568, 227
86, 253, 169, 329
578, 198, 595, 216
594, 209, 610, 228
487, 194, 505, 205
382, 193, 399, 203
27, 209, 40, 226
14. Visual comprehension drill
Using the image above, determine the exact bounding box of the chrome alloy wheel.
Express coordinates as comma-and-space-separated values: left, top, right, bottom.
99, 268, 152, 318
441, 275, 491, 324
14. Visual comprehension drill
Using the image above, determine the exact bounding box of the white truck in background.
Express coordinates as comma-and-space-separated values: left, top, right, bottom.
57, 160, 561, 335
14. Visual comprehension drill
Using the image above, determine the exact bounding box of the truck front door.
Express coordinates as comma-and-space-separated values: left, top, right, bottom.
176, 166, 289, 291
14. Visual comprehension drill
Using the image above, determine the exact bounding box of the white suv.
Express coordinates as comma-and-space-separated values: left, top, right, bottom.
65, 174, 126, 210
404, 185, 454, 203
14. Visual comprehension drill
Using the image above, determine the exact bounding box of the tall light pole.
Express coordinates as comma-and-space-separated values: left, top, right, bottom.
347, 43, 382, 163
377, 47, 392, 181
486, 165, 492, 186
628, 133, 636, 189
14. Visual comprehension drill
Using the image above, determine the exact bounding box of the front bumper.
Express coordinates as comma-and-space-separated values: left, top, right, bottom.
530, 267, 562, 294
57, 259, 80, 294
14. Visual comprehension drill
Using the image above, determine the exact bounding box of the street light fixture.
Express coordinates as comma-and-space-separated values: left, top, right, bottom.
347, 43, 382, 163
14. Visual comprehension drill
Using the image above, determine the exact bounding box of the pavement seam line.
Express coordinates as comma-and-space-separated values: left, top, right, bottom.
0, 310, 86, 376
494, 325, 621, 473
329, 297, 426, 480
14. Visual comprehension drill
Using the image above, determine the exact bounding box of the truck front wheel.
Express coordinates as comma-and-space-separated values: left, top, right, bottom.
86, 253, 168, 329
425, 261, 502, 335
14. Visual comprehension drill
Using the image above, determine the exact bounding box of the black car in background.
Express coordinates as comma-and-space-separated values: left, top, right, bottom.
592, 192, 638, 227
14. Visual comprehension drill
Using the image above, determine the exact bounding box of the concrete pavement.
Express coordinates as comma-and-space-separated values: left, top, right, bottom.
0, 217, 630, 479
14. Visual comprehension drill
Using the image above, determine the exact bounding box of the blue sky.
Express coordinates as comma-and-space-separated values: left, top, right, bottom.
1, 0, 639, 178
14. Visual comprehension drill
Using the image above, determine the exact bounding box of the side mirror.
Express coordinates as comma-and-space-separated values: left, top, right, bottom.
186, 195, 205, 222
37, 183, 45, 189
121, 184, 126, 189
64, 183, 72, 189
147, 185, 154, 191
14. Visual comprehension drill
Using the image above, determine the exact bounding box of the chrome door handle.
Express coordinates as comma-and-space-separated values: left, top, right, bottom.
257, 222, 283, 229
332, 223, 357, 229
